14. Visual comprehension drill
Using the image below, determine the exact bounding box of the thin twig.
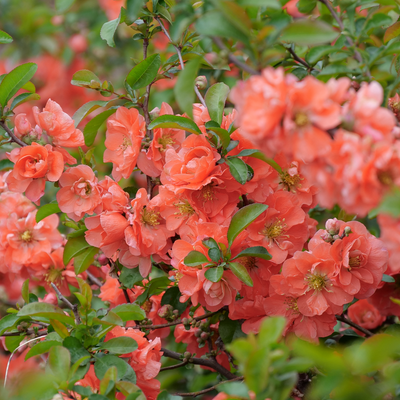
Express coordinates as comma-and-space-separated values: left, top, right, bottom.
161, 347, 238, 379
175, 376, 244, 397
51, 283, 81, 325
2, 329, 47, 337
156, 17, 207, 107
160, 360, 188, 371
287, 46, 314, 71
129, 310, 219, 330
0, 121, 27, 147
336, 314, 373, 337
318, 0, 371, 79
212, 36, 259, 76
86, 271, 103, 288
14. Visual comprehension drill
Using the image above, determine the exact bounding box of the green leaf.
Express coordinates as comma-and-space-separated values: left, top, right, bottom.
74, 246, 98, 274
126, 54, 161, 90
18, 302, 64, 317
71, 69, 101, 87
226, 157, 248, 185
231, 246, 272, 261
0, 314, 20, 335
205, 82, 230, 125
196, 10, 251, 47
112, 304, 146, 322
229, 262, 253, 287
69, 355, 91, 381
101, 311, 124, 327
297, 0, 316, 13
0, 30, 12, 44
119, 267, 143, 288
174, 57, 202, 119
160, 287, 188, 315
55, 0, 75, 12
237, 0, 280, 7
100, 8, 124, 47
184, 250, 209, 266
0, 63, 38, 107
63, 337, 91, 364
368, 188, 400, 218
227, 203, 268, 247
22, 81, 36, 93
202, 237, 219, 249
219, 317, 245, 344
235, 149, 282, 173
208, 247, 221, 262
94, 354, 136, 383
99, 337, 138, 354
73, 100, 109, 127
206, 127, 230, 149
83, 109, 117, 147
213, 0, 252, 35
35, 202, 61, 223
25, 341, 62, 361
204, 266, 224, 282
5, 336, 23, 352
148, 115, 202, 135
126, 0, 144, 20
50, 319, 70, 339
117, 381, 141, 396
100, 365, 118, 395
383, 274, 396, 283
10, 92, 40, 110
63, 235, 92, 265
0, 159, 14, 171
305, 45, 333, 65
384, 21, 400, 43
157, 4, 172, 23
258, 316, 286, 345
48, 345, 71, 382
22, 279, 30, 304
365, 13, 392, 33
280, 20, 338, 46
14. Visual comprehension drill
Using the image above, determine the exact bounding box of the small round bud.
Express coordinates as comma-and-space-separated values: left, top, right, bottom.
332, 235, 340, 241
195, 75, 207, 90
97, 254, 109, 266
182, 317, 189, 325
321, 232, 333, 243
194, 329, 201, 338
173, 309, 179, 316
200, 332, 209, 340
196, 337, 203, 344
158, 304, 173, 319
150, 107, 160, 119
326, 218, 340, 235
183, 351, 191, 359
344, 226, 352, 236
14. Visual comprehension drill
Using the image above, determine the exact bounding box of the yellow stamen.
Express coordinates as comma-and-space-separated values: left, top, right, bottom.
261, 219, 286, 239
306, 273, 328, 291
141, 208, 160, 227
294, 112, 309, 127
174, 200, 195, 216
20, 230, 33, 242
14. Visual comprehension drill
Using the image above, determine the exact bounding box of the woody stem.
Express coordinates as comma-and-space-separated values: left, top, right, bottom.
336, 314, 373, 337
51, 283, 81, 325
0, 120, 27, 147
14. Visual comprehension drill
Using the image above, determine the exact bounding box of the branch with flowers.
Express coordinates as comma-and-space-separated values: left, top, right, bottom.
2, 1, 400, 400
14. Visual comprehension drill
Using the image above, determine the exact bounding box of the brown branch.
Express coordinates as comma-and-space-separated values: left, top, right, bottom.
318, 0, 371, 79
161, 347, 238, 379
175, 376, 244, 397
336, 314, 373, 337
286, 46, 314, 71
160, 360, 188, 371
2, 330, 47, 337
86, 271, 103, 288
156, 17, 207, 107
0, 121, 27, 147
51, 283, 81, 325
212, 36, 259, 76
129, 310, 219, 330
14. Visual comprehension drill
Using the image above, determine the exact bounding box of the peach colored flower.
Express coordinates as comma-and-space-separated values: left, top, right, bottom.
368, 275, 400, 317
99, 275, 144, 306
124, 188, 174, 277
98, 175, 130, 212
378, 214, 400, 275
6, 142, 64, 202
246, 191, 309, 264
161, 134, 223, 193
33, 99, 85, 147
13, 113, 42, 140
348, 299, 385, 335
104, 107, 146, 181
57, 165, 102, 221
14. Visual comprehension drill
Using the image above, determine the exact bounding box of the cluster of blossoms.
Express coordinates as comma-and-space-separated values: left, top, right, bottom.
3, 65, 400, 399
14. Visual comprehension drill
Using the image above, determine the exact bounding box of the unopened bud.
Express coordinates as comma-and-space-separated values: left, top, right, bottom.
344, 226, 352, 236
182, 317, 189, 325
97, 254, 109, 266
195, 76, 207, 90
183, 351, 191, 359
173, 309, 179, 316
158, 304, 173, 319
200, 332, 209, 340
150, 107, 160, 119
194, 329, 201, 338
332, 235, 340, 241
326, 218, 340, 235
321, 232, 333, 243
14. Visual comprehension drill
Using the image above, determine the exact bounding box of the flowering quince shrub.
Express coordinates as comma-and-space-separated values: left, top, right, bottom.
5, 1, 400, 400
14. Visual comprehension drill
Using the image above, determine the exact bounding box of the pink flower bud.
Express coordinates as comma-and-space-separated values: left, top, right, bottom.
195, 76, 207, 90
157, 304, 173, 319
326, 218, 340, 235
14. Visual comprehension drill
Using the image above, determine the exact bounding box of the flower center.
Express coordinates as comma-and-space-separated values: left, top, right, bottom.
294, 112, 309, 127
377, 170, 393, 186
280, 171, 302, 191
284, 297, 299, 314
202, 185, 214, 201
174, 200, 195, 216
158, 134, 174, 150
45, 267, 63, 284
141, 207, 160, 227
237, 256, 257, 270
306, 272, 328, 291
261, 219, 286, 239
141, 300, 152, 313
120, 137, 132, 151
20, 230, 33, 242
349, 256, 361, 268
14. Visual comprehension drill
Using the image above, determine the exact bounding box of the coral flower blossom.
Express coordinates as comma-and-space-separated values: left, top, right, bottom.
33, 99, 85, 147
161, 134, 223, 193
57, 165, 102, 221
104, 107, 146, 181
6, 142, 64, 202
347, 299, 385, 335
